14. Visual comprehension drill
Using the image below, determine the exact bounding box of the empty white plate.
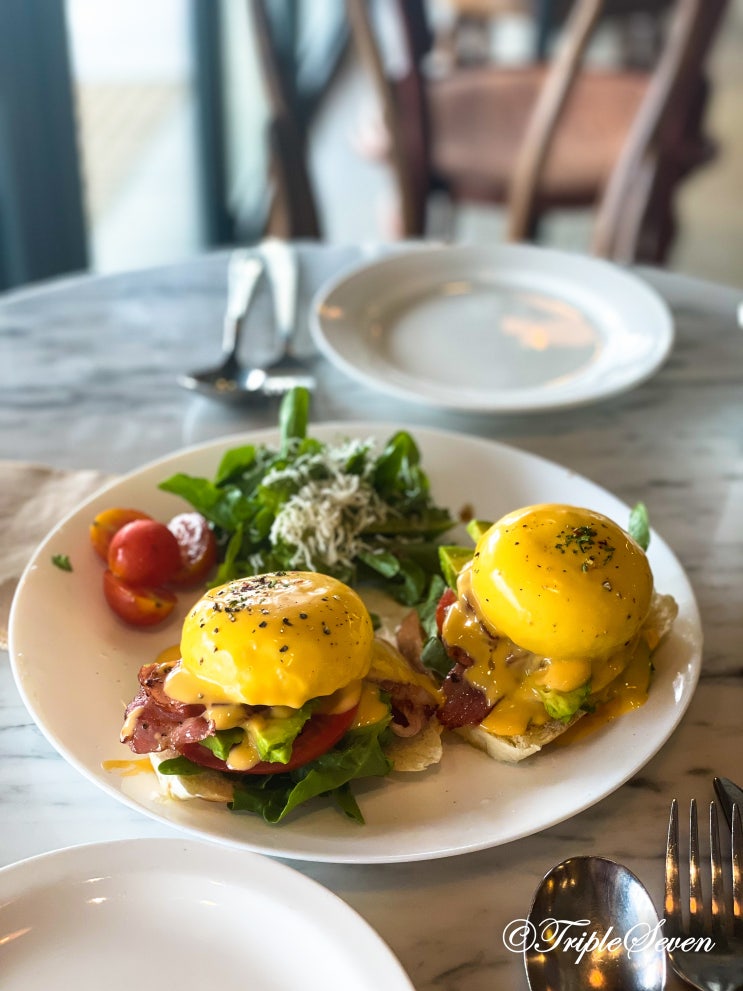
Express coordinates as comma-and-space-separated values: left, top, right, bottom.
311, 244, 673, 412
0, 839, 413, 990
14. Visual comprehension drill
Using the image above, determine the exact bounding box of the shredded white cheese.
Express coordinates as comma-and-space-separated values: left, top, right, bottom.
259, 438, 392, 571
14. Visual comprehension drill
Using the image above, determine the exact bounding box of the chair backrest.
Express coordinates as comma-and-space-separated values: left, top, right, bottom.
592, 0, 728, 260
248, 0, 321, 238
345, 0, 432, 234
347, 0, 729, 260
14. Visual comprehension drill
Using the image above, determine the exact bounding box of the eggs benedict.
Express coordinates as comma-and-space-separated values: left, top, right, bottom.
435, 504, 677, 761
121, 571, 441, 822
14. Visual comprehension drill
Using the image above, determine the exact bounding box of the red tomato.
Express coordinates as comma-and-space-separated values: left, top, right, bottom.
435, 587, 457, 632
167, 512, 218, 586
178, 705, 359, 775
107, 518, 182, 586
102, 569, 177, 627
90, 507, 152, 561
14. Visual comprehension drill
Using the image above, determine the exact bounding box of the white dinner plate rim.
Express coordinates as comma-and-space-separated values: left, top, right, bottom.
0, 837, 414, 990
9, 423, 701, 864
310, 243, 674, 413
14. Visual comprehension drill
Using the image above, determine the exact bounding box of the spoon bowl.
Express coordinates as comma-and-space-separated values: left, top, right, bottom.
179, 358, 315, 402
524, 856, 665, 991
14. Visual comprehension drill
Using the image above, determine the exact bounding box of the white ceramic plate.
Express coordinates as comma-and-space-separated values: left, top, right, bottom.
311, 244, 674, 412
9, 425, 701, 863
0, 838, 413, 990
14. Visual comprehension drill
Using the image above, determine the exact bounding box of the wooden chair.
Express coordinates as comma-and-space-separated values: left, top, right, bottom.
249, 0, 321, 239
346, 0, 729, 263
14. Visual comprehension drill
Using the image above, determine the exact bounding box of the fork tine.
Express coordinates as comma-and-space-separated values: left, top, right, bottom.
709, 801, 728, 940
689, 799, 705, 936
733, 803, 742, 938
665, 798, 683, 935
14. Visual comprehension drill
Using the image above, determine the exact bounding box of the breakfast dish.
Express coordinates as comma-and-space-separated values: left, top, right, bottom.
8, 425, 701, 862
122, 572, 441, 821
311, 244, 674, 412
0, 839, 414, 990
433, 505, 677, 762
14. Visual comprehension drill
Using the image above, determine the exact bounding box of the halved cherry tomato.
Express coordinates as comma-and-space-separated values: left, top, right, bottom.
435, 587, 457, 633
167, 512, 218, 587
102, 569, 177, 627
90, 507, 152, 561
178, 705, 360, 775
108, 518, 182, 586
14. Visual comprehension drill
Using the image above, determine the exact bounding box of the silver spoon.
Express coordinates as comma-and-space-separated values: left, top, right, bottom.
179, 243, 314, 401
524, 856, 665, 991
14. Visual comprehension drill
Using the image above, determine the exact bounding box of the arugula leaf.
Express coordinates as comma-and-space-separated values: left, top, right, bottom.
215, 445, 257, 485
51, 553, 73, 572
157, 755, 205, 776
279, 385, 310, 453
356, 548, 401, 578
332, 783, 364, 823
628, 502, 651, 551
417, 574, 447, 638
420, 635, 453, 679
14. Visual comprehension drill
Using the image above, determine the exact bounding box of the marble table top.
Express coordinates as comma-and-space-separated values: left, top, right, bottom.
1, 243, 741, 989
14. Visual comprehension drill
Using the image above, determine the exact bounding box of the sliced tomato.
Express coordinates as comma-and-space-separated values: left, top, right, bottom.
90, 507, 152, 561
178, 705, 360, 775
167, 512, 218, 586
108, 518, 182, 586
102, 569, 177, 627
436, 587, 457, 633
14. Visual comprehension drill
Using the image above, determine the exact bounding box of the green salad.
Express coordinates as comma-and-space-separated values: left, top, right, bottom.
160, 387, 454, 606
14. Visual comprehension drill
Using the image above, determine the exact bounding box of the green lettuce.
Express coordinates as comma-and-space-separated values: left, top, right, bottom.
158, 387, 452, 605
158, 710, 393, 824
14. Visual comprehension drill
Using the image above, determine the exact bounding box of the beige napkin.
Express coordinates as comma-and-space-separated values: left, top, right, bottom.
0, 462, 116, 650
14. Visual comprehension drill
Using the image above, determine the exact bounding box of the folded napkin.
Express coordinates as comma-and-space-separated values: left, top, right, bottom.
0, 461, 115, 650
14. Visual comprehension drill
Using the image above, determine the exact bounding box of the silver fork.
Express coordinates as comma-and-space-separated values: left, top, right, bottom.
664, 798, 743, 991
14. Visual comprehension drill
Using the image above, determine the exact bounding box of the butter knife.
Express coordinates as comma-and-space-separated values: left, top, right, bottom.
713, 776, 743, 828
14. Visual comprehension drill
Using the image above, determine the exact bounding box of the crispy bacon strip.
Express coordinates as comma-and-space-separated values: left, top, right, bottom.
437, 663, 492, 728
395, 609, 427, 673
121, 662, 213, 755
376, 679, 438, 738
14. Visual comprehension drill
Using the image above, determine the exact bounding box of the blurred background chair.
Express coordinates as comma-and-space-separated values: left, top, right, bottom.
0, 0, 738, 290
249, 0, 325, 239
341, 0, 728, 263
438, 0, 677, 66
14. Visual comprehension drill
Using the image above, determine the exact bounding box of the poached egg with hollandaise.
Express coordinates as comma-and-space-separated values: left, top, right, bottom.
121, 571, 441, 822
436, 504, 677, 761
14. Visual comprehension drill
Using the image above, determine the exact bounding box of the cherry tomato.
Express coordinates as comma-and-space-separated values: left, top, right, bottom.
178, 705, 360, 775
90, 507, 152, 561
108, 518, 182, 586
167, 512, 218, 586
102, 569, 177, 627
435, 587, 457, 632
